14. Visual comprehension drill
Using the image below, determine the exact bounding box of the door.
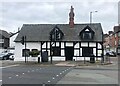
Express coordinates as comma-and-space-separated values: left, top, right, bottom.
65, 47, 74, 61
41, 51, 48, 62
82, 47, 93, 57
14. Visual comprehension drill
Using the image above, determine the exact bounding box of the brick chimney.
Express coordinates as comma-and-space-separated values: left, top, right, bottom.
69, 6, 74, 28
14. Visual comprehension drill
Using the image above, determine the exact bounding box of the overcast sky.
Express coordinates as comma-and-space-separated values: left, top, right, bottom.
0, 0, 119, 34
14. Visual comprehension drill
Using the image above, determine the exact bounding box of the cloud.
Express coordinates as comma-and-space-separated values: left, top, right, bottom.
0, 1, 119, 34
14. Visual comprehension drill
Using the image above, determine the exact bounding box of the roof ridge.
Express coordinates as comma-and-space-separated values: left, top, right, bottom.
23, 23, 101, 26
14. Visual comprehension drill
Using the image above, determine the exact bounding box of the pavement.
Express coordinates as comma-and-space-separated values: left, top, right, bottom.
1, 57, 117, 67
56, 57, 118, 85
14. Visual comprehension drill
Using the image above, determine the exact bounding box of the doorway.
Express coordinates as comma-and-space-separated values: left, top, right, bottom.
65, 47, 74, 61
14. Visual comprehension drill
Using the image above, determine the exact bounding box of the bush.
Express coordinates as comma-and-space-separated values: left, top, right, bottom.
29, 50, 40, 57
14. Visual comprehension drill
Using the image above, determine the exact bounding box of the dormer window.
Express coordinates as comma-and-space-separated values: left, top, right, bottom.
79, 25, 95, 40
50, 25, 64, 41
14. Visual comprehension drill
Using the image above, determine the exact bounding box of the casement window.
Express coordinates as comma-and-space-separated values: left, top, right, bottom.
118, 40, 120, 45
50, 25, 64, 41
52, 46, 61, 56
31, 49, 39, 57
22, 49, 30, 57
82, 32, 92, 39
79, 26, 95, 40
118, 32, 120, 37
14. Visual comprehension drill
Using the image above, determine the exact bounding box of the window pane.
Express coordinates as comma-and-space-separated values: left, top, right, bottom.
52, 47, 61, 56
31, 49, 39, 57
118, 32, 120, 37
22, 49, 30, 57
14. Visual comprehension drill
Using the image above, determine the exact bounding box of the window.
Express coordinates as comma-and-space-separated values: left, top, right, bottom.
79, 26, 94, 40
50, 25, 64, 41
52, 46, 61, 56
118, 32, 120, 37
119, 40, 120, 45
0, 39, 4, 43
22, 49, 30, 57
115, 34, 117, 38
115, 41, 117, 45
31, 49, 39, 57
83, 32, 92, 39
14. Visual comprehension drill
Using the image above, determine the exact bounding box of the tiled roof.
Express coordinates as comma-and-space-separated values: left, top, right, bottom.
14, 23, 103, 42
0, 30, 10, 38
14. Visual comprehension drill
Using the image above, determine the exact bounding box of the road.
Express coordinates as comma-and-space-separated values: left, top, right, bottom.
2, 65, 73, 85
0, 57, 119, 86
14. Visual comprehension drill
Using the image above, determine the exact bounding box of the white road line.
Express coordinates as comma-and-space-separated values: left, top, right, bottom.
16, 75, 19, 77
48, 80, 51, 83
60, 73, 62, 75
52, 77, 55, 80
22, 73, 25, 75
0, 80, 2, 82
0, 64, 19, 69
8, 77, 12, 79
28, 71, 30, 73
56, 75, 59, 77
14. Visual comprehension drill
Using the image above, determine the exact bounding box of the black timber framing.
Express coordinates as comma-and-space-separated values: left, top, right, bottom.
40, 41, 103, 58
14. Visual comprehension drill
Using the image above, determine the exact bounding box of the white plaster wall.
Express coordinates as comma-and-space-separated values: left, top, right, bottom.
15, 42, 102, 61
66, 42, 73, 46
14, 42, 41, 61
48, 56, 65, 61
61, 42, 64, 48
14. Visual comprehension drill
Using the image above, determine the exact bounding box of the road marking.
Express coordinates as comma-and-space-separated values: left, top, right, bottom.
22, 73, 25, 75
48, 80, 51, 83
0, 80, 2, 82
9, 77, 12, 79
60, 73, 62, 75
16, 75, 19, 77
53, 77, 55, 79
0, 65, 19, 69
28, 71, 30, 73
56, 75, 59, 77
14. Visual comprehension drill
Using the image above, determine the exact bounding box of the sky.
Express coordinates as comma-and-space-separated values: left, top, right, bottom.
0, 0, 119, 35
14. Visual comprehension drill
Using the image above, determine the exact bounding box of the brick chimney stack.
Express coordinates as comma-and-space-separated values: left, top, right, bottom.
69, 6, 74, 28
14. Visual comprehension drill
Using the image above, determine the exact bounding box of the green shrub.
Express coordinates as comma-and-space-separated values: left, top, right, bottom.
29, 50, 40, 57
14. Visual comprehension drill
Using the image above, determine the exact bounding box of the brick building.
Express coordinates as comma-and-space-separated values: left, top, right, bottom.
104, 26, 120, 53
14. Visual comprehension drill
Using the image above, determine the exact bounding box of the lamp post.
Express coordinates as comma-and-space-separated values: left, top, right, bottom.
90, 11, 98, 23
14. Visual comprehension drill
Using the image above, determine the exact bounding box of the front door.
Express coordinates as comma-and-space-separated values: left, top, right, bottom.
65, 47, 74, 61
82, 47, 93, 57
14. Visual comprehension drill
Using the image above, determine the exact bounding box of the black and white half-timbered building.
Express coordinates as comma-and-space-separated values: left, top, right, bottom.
14, 6, 104, 62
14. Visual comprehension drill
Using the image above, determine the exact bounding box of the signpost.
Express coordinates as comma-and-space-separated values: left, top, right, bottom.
21, 36, 27, 63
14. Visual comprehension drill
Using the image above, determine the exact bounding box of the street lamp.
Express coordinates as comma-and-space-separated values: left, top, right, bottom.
90, 11, 98, 23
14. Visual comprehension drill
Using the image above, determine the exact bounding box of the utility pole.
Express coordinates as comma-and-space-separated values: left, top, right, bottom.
25, 36, 27, 63
90, 11, 98, 23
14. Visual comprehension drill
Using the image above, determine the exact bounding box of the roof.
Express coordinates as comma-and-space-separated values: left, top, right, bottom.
14, 23, 103, 42
0, 30, 10, 38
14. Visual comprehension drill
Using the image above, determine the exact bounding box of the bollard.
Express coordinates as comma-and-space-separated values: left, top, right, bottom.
38, 57, 40, 63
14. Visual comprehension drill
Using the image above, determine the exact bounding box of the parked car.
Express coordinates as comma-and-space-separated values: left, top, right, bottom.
9, 54, 14, 60
0, 53, 14, 60
105, 51, 116, 57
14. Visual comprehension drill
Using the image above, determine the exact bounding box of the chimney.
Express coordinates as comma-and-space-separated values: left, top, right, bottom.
69, 6, 74, 28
